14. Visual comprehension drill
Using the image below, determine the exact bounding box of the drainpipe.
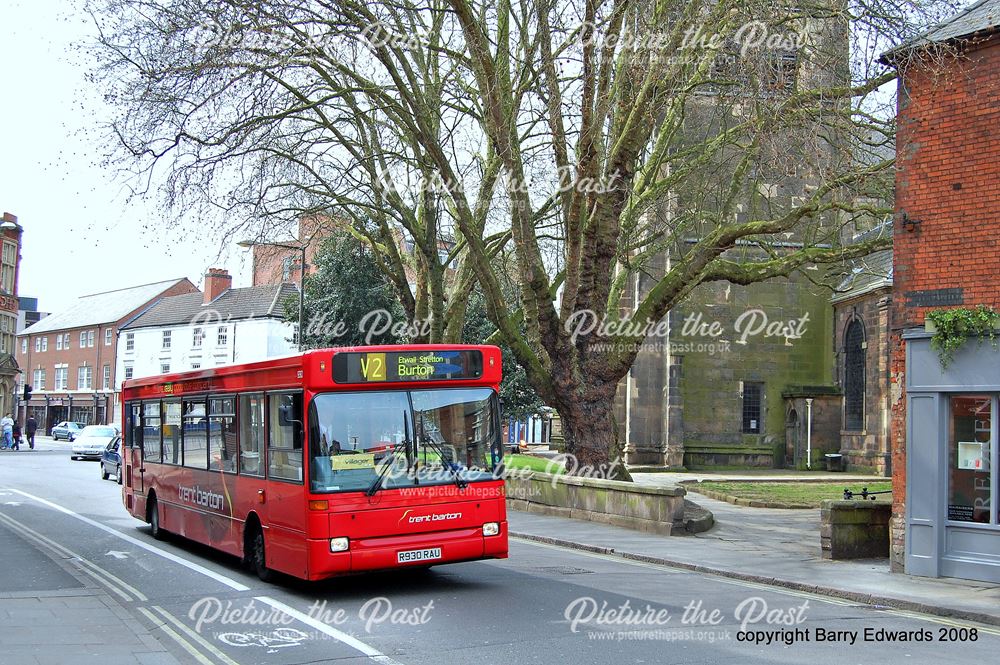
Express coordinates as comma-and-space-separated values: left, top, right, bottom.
805, 398, 814, 470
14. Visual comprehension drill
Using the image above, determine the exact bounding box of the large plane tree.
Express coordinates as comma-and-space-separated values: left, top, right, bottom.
88, 0, 951, 477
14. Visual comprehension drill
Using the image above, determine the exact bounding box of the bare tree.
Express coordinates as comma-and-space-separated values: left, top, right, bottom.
87, 0, 953, 477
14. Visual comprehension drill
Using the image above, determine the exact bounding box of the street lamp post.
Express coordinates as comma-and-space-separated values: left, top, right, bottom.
237, 240, 307, 349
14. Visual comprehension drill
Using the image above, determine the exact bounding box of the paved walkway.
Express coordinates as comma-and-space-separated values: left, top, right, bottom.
508, 485, 1000, 626
632, 469, 885, 484
0, 516, 180, 665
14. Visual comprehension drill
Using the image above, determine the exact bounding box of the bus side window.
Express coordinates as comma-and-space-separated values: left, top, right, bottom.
268, 392, 303, 482
239, 394, 265, 477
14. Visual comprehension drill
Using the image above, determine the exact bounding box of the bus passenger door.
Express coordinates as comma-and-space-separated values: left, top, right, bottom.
125, 403, 144, 510
262, 392, 308, 578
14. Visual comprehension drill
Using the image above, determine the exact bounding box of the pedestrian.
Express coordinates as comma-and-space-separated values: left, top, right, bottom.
0, 414, 12, 450
25, 415, 37, 450
11, 421, 20, 451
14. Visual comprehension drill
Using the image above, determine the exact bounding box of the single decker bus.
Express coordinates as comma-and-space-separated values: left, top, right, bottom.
120, 345, 508, 581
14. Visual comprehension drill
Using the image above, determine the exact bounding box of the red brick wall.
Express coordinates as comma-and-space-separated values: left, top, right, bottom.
889, 35, 1000, 571
893, 38, 1000, 328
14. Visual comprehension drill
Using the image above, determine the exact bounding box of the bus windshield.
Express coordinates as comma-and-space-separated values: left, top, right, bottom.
308, 388, 501, 493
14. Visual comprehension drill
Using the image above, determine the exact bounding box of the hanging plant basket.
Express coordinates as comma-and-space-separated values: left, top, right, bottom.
925, 305, 1000, 368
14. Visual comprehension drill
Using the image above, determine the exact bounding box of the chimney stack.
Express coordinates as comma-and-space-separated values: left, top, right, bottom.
203, 268, 232, 304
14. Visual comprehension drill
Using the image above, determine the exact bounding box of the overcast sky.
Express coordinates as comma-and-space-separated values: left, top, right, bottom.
0, 1, 252, 314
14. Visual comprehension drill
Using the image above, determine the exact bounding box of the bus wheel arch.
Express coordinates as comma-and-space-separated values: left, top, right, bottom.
243, 514, 274, 582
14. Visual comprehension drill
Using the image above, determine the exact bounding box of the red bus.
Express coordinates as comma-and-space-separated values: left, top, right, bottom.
120, 345, 508, 581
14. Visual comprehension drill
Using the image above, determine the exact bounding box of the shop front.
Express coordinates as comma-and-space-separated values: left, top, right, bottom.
904, 331, 999, 583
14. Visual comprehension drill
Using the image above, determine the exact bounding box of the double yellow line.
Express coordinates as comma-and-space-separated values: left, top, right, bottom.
0, 510, 240, 664
0, 510, 147, 603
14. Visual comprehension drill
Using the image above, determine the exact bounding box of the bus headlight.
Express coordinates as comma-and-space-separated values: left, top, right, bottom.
329, 537, 350, 552
482, 522, 500, 537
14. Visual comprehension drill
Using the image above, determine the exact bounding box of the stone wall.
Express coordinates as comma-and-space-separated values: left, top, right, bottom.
506, 471, 686, 535
820, 500, 891, 559
833, 289, 892, 474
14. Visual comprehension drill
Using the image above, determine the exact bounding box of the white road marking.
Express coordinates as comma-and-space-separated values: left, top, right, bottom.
4, 488, 250, 592
254, 595, 405, 665
106, 550, 130, 559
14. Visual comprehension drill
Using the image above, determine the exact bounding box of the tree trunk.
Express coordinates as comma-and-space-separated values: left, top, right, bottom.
555, 385, 632, 482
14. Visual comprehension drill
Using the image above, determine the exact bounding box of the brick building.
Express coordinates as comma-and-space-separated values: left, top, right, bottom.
17, 278, 197, 430
0, 212, 24, 419
884, 0, 1000, 582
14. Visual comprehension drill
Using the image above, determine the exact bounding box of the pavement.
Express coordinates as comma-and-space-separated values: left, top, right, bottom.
1, 437, 178, 664
508, 471, 1000, 627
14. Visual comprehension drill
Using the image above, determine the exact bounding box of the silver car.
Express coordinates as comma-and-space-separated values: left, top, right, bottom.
71, 425, 119, 461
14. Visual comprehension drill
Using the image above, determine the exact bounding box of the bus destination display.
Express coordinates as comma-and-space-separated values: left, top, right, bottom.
332, 350, 483, 383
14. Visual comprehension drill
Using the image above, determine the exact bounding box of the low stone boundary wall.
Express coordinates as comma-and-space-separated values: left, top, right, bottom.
820, 500, 890, 559
506, 471, 686, 535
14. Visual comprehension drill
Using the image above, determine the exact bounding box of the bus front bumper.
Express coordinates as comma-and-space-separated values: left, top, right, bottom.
306, 522, 508, 579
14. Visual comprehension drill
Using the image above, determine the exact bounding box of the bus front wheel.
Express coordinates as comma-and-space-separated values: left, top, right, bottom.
148, 496, 166, 541
247, 524, 274, 583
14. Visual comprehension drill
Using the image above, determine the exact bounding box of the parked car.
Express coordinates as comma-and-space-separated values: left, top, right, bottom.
70, 425, 118, 460
100, 436, 123, 484
51, 421, 86, 441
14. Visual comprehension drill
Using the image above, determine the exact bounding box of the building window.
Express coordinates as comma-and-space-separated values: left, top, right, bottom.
281, 256, 293, 281
42, 337, 47, 351
21, 338, 26, 354
56, 335, 63, 350
63, 333, 70, 349
124, 366, 134, 381
948, 395, 994, 524
102, 364, 111, 391
193, 327, 203, 347
160, 363, 171, 374
1, 241, 16, 293
80, 331, 87, 347
33, 368, 45, 390
34, 338, 40, 352
88, 330, 95, 347
105, 329, 112, 346
217, 326, 228, 346
78, 365, 93, 390
54, 365, 68, 391
162, 330, 171, 349
742, 382, 764, 434
125, 332, 134, 351
844, 320, 865, 431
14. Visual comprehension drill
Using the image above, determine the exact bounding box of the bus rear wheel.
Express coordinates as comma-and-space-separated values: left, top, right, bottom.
248, 525, 274, 583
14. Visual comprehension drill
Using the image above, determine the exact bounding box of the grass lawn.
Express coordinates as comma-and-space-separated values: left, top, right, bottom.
690, 481, 893, 508
504, 453, 564, 474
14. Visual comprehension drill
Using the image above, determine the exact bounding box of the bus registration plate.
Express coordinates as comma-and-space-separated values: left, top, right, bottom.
397, 547, 442, 564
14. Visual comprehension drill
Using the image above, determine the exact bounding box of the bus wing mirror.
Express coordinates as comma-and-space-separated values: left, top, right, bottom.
278, 404, 295, 426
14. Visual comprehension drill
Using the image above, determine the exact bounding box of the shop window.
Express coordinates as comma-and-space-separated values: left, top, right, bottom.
948, 395, 993, 524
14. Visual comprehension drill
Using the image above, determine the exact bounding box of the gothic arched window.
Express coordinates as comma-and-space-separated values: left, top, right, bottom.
844, 320, 865, 431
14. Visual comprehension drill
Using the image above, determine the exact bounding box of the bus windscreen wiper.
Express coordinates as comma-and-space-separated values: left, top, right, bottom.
366, 411, 413, 496
416, 410, 467, 490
